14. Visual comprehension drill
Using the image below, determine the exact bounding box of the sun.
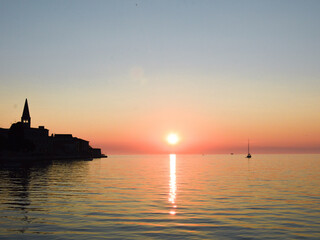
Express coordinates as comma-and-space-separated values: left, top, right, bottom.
167, 133, 179, 145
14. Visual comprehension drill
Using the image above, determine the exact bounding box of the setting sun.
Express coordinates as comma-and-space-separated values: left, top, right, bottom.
167, 133, 179, 145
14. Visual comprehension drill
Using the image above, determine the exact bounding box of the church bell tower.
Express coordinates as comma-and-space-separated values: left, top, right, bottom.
21, 98, 31, 128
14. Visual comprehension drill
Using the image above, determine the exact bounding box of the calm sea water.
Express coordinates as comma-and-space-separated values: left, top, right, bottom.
0, 154, 319, 239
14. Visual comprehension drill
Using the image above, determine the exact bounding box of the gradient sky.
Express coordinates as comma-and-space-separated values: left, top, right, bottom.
1, 0, 320, 154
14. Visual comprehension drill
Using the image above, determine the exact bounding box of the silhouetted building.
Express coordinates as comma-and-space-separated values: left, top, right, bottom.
21, 99, 31, 128
0, 99, 106, 160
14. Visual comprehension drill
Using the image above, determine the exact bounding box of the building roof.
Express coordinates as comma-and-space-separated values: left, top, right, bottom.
22, 99, 30, 120
54, 134, 73, 138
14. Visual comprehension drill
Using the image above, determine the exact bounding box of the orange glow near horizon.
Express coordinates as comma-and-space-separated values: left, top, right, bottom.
2, 97, 320, 155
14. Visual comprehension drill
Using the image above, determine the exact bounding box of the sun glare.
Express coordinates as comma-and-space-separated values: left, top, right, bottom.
167, 133, 179, 145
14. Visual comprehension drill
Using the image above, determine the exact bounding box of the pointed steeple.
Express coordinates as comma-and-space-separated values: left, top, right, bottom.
21, 98, 31, 127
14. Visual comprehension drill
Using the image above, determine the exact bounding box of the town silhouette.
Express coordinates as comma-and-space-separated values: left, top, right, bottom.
0, 99, 106, 162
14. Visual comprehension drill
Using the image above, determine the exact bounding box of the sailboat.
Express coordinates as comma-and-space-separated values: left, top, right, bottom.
246, 140, 252, 158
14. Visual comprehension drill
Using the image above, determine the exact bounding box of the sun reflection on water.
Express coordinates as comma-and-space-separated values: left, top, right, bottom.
169, 154, 177, 215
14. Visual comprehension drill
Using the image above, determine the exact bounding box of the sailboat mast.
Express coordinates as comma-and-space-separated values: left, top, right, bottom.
246, 139, 252, 158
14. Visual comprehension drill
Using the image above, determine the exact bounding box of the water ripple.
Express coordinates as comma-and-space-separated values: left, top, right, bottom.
0, 155, 320, 239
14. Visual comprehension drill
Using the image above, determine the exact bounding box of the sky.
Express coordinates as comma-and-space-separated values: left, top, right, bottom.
1, 0, 320, 154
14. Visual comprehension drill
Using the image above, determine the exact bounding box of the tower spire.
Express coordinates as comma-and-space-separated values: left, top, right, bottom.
21, 98, 31, 127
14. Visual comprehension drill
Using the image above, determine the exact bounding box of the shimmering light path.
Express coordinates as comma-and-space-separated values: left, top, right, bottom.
169, 154, 177, 215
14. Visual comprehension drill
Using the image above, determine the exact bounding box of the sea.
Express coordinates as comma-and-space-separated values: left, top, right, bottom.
0, 154, 319, 239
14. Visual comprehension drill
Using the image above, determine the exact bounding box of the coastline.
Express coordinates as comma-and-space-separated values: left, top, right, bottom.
0, 152, 107, 163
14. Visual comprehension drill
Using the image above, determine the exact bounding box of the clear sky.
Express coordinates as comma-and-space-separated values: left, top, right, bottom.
1, 0, 320, 154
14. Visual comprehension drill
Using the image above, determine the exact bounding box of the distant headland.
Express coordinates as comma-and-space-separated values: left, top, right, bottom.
0, 99, 107, 161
